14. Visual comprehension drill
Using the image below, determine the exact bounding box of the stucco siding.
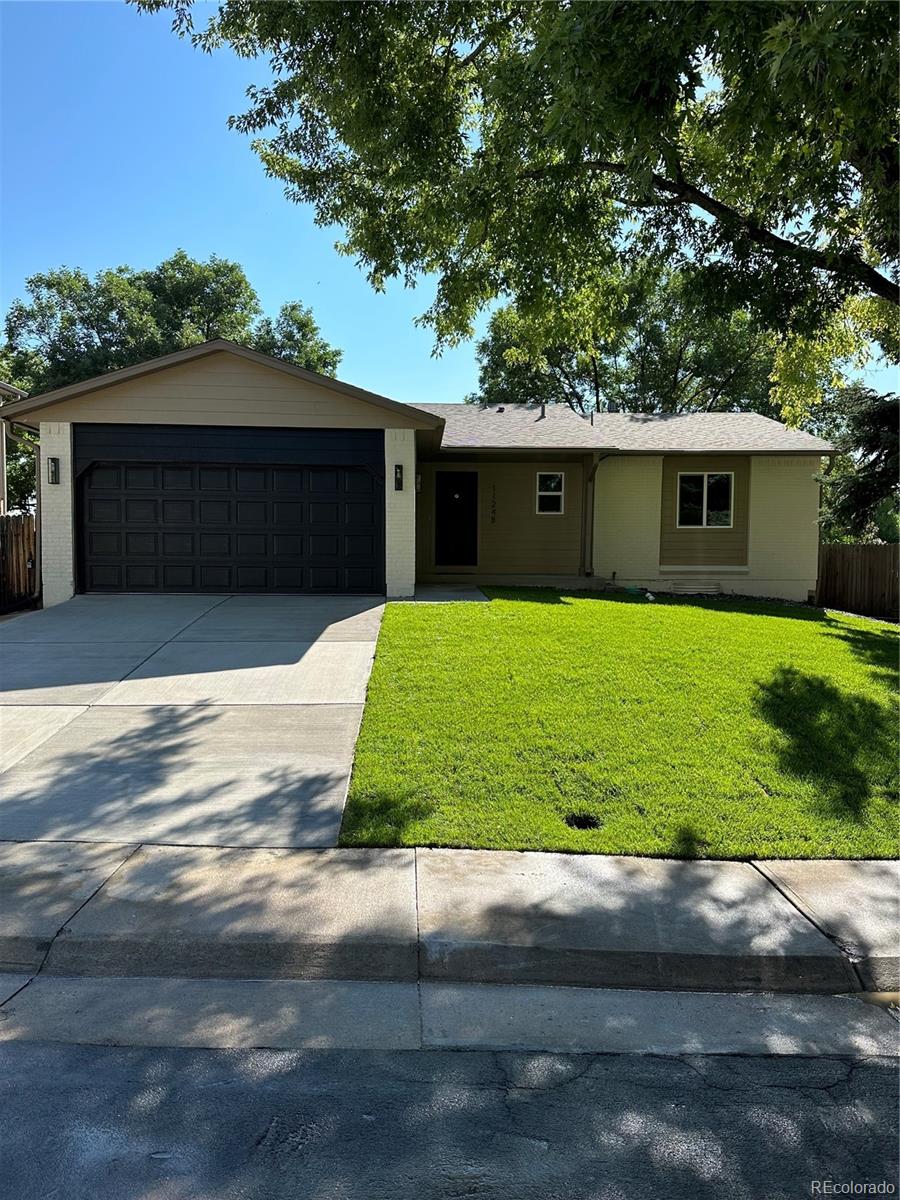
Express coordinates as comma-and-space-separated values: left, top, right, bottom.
27, 352, 425, 430
593, 456, 663, 584
39, 422, 75, 607
746, 456, 821, 599
593, 453, 823, 602
417, 460, 583, 577
385, 429, 417, 597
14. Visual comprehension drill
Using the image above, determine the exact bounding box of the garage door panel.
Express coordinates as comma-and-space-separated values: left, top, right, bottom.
273, 469, 303, 493
88, 498, 120, 523
161, 532, 192, 556
126, 564, 159, 589
125, 499, 157, 523
79, 454, 384, 594
345, 501, 376, 524
199, 499, 229, 524
162, 467, 192, 490
126, 532, 158, 556
200, 533, 230, 556
90, 466, 122, 489
273, 502, 302, 526
89, 531, 121, 556
86, 564, 121, 589
236, 468, 267, 492
273, 534, 302, 557
199, 468, 230, 491
125, 465, 158, 489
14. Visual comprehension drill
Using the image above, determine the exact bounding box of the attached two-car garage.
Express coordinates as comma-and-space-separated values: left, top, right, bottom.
75, 425, 385, 594
0, 340, 436, 604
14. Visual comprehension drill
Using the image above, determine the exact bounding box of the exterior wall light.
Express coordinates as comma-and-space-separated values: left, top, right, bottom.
47, 457, 60, 485
394, 464, 403, 491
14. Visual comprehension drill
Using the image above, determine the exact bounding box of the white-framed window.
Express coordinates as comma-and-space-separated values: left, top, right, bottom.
676, 472, 734, 528
536, 471, 565, 515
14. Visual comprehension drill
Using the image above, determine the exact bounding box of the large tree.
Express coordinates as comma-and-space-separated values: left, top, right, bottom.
469, 269, 781, 416
1, 249, 340, 395
135, 0, 898, 351
0, 250, 341, 508
810, 384, 899, 543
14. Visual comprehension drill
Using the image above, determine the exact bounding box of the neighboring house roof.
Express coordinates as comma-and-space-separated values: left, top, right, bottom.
0, 340, 444, 430
0, 380, 27, 400
414, 403, 834, 454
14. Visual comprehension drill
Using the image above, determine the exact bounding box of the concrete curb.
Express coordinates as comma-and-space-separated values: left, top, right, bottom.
753, 859, 899, 993
1, 842, 890, 997
417, 941, 859, 994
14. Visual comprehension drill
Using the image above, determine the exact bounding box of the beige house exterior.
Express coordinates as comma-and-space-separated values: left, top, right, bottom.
0, 340, 832, 606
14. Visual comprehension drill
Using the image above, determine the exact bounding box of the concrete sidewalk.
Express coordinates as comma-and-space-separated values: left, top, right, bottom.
1, 841, 895, 994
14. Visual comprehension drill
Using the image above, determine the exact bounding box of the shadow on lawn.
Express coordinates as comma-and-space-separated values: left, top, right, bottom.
339, 786, 436, 847
822, 614, 899, 693
753, 665, 897, 822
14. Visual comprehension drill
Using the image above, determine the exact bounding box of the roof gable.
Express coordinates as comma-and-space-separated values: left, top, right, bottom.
0, 340, 443, 430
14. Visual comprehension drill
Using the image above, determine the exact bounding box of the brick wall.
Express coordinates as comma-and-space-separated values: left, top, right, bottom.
384, 428, 416, 597
39, 422, 75, 607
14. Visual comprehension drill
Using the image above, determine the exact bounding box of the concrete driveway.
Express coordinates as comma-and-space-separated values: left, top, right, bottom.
0, 594, 384, 847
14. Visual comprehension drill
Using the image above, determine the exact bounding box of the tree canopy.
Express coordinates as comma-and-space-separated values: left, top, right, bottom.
469, 268, 780, 416
1, 249, 341, 395
0, 250, 341, 509
812, 384, 899, 543
135, 0, 898, 352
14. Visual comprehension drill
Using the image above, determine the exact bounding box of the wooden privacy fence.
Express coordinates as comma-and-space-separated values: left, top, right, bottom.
0, 513, 36, 611
816, 543, 899, 621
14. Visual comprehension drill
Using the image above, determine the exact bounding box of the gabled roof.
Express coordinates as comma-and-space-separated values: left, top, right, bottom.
414, 403, 833, 454
0, 340, 444, 429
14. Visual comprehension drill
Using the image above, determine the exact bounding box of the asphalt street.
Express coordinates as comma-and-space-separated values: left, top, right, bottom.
1, 1042, 896, 1200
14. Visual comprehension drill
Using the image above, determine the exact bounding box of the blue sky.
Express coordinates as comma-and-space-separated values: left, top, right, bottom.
0, 0, 487, 404
1, 2, 895, 402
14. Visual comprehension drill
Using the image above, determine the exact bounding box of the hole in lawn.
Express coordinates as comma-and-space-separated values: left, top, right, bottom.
564, 811, 600, 830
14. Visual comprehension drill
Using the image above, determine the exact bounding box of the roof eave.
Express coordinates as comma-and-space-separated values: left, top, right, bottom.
609, 445, 835, 455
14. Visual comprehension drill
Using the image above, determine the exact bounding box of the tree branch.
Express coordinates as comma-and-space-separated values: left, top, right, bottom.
526, 159, 899, 305
458, 16, 515, 68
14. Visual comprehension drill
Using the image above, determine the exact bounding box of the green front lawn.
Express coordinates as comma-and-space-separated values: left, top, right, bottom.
340, 590, 898, 859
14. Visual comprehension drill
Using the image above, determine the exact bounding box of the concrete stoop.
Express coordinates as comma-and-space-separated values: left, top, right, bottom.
1, 842, 895, 995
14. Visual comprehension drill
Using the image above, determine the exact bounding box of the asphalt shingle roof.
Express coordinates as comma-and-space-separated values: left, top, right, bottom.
414, 403, 601, 449
414, 403, 833, 454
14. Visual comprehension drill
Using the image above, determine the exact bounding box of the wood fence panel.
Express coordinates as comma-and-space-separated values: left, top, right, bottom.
0, 514, 36, 611
816, 543, 899, 621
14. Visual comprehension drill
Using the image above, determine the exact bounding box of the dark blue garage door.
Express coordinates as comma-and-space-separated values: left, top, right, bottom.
74, 425, 385, 594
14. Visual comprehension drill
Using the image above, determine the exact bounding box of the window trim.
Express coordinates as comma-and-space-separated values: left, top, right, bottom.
536, 471, 565, 516
676, 471, 734, 530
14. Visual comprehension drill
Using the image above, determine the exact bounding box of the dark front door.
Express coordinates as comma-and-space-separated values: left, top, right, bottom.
435, 471, 478, 567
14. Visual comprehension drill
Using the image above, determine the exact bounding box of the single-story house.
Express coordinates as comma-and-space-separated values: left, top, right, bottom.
0, 339, 833, 606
